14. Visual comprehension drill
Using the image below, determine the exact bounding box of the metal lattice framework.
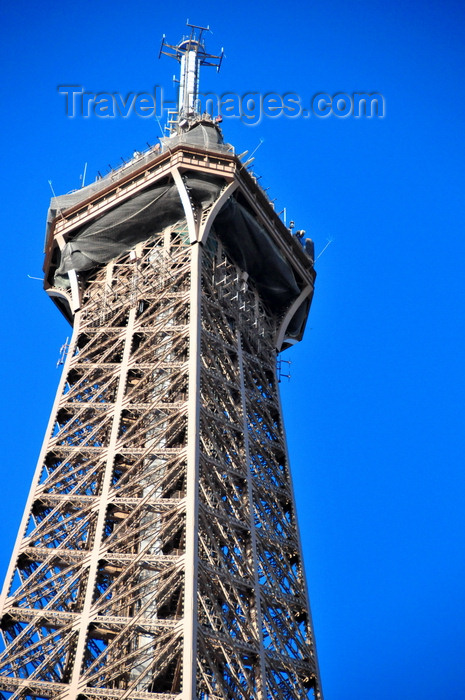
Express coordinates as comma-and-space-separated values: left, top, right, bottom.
0, 135, 322, 700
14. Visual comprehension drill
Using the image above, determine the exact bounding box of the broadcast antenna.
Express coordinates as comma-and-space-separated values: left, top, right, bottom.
159, 21, 224, 132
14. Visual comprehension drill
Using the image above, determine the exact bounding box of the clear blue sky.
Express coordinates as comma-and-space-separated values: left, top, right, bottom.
1, 1, 464, 699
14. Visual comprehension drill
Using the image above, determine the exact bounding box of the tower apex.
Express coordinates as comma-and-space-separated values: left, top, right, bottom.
159, 21, 224, 132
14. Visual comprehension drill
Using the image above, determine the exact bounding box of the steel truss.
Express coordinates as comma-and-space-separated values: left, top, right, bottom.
0, 143, 322, 700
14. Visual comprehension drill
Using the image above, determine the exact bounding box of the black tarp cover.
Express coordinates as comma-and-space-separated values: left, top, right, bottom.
53, 174, 220, 286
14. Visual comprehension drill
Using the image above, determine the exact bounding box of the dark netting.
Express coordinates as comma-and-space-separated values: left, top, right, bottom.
53, 174, 223, 287
214, 199, 300, 311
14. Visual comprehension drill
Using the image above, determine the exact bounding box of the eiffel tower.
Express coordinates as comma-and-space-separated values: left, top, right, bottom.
0, 24, 323, 700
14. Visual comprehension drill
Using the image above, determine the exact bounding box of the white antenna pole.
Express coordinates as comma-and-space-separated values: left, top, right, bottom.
48, 180, 57, 199
249, 138, 264, 159
81, 162, 87, 188
159, 22, 223, 133
316, 239, 333, 260
48, 180, 65, 220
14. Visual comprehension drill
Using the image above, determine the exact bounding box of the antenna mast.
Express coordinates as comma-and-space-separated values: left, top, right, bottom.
159, 21, 223, 132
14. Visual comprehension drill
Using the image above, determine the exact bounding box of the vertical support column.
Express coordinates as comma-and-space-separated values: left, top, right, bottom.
66, 305, 138, 699
181, 240, 202, 699
237, 330, 267, 699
